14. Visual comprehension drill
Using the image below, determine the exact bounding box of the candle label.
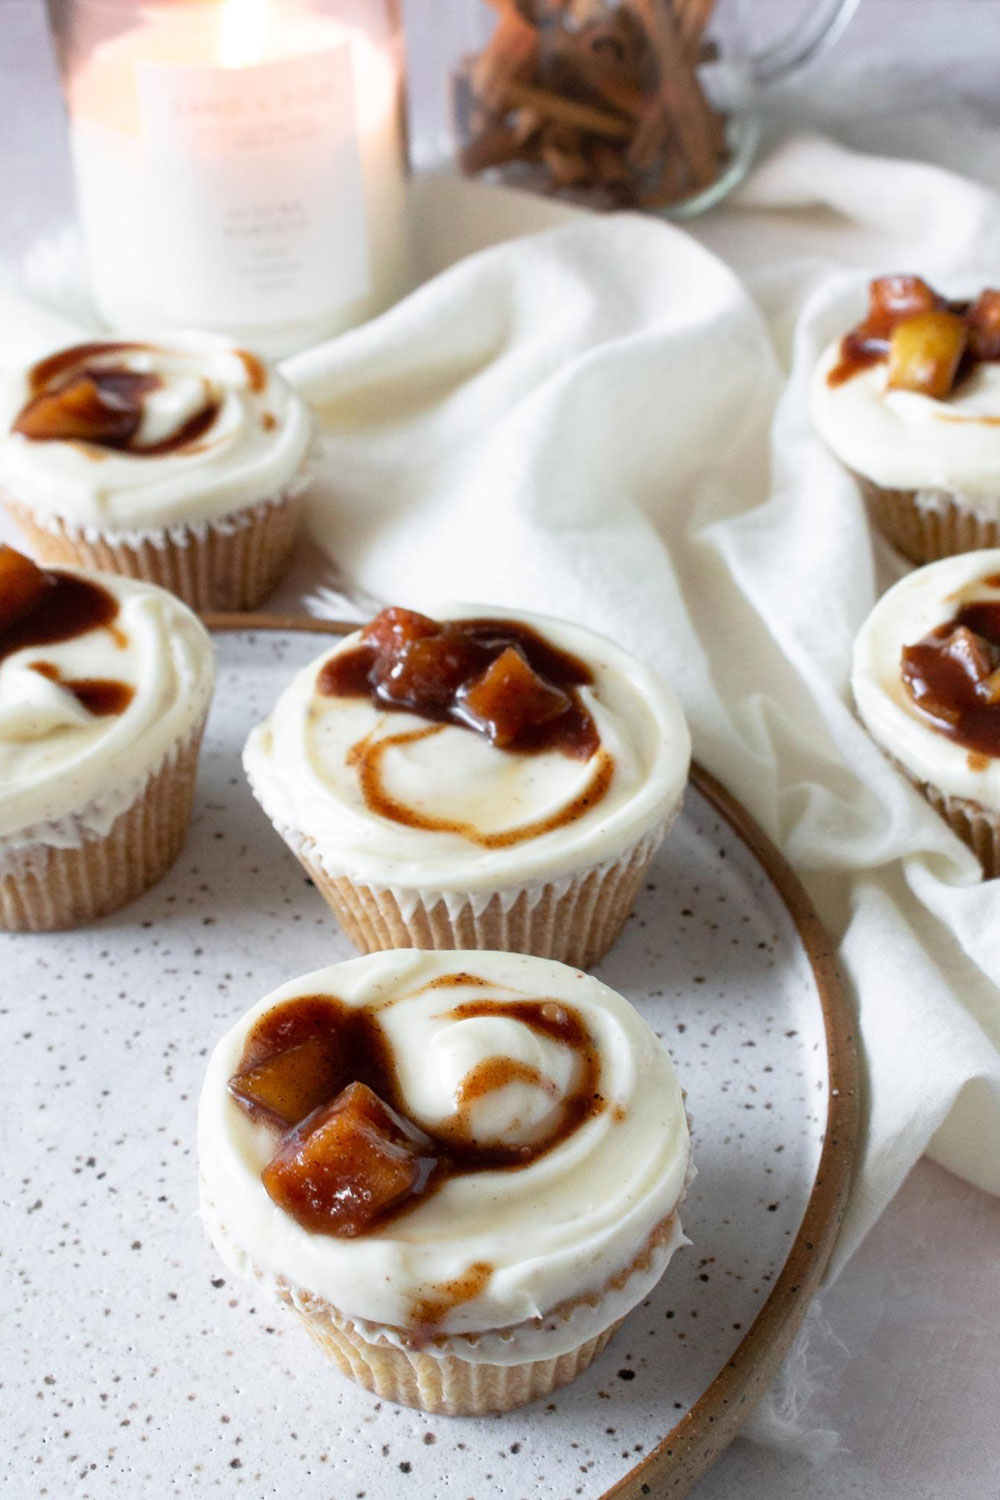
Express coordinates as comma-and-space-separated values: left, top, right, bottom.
137, 47, 371, 325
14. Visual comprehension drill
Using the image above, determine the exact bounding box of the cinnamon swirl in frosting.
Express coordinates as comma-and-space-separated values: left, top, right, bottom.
0, 334, 315, 611
198, 948, 692, 1414
243, 605, 690, 966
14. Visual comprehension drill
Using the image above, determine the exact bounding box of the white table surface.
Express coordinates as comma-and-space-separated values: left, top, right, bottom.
2, 2, 1000, 1497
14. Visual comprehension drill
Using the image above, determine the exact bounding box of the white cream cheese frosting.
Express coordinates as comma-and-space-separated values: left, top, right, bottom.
0, 567, 214, 845
0, 333, 314, 533
197, 949, 691, 1337
812, 340, 1000, 504
852, 549, 1000, 811
242, 605, 690, 895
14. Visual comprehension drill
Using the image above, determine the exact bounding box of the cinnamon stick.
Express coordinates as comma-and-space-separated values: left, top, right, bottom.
456, 0, 728, 208
627, 0, 721, 187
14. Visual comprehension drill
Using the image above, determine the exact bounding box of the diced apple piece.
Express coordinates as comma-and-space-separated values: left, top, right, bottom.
867, 274, 939, 326
374, 629, 483, 710
0, 545, 49, 632
458, 645, 570, 748
943, 625, 997, 684
12, 373, 139, 446
966, 289, 1000, 362
886, 311, 967, 399
228, 1033, 347, 1129
262, 1082, 436, 1236
360, 606, 440, 655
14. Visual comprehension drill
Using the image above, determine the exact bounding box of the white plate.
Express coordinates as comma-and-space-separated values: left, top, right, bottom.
1, 624, 857, 1499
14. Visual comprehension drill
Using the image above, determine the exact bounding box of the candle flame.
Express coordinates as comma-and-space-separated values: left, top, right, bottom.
219, 0, 272, 68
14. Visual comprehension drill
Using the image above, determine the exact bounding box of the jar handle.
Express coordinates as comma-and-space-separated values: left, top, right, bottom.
750, 0, 860, 86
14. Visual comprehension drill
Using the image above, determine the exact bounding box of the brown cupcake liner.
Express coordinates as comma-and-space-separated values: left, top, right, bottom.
856, 474, 1000, 564
290, 819, 671, 969
294, 1306, 622, 1416
0, 723, 205, 932
4, 490, 302, 614
904, 772, 1000, 879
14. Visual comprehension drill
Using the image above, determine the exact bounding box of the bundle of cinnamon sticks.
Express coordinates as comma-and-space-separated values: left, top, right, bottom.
454, 0, 726, 208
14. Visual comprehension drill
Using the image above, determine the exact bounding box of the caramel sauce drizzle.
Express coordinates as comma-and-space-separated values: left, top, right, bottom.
0, 548, 126, 668
349, 720, 615, 846
901, 596, 1000, 757
0, 549, 133, 721
318, 613, 600, 759
227, 987, 606, 1242
324, 609, 614, 843
13, 340, 222, 456
30, 661, 133, 717
827, 276, 999, 389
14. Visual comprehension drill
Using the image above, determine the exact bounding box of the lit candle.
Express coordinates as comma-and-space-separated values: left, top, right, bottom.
62, 0, 410, 357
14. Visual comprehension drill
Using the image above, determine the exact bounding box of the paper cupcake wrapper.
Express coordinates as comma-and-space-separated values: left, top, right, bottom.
4, 490, 302, 614
200, 1188, 687, 1417
910, 775, 1000, 879
288, 820, 671, 969
857, 474, 1000, 564
0, 722, 205, 931
294, 1307, 623, 1416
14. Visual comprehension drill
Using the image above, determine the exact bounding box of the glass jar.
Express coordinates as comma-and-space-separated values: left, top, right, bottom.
46, 0, 411, 356
411, 0, 858, 217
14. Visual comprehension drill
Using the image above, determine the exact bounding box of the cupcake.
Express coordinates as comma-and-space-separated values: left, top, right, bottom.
243, 604, 690, 967
812, 275, 1000, 562
0, 333, 315, 612
852, 548, 1000, 875
198, 948, 692, 1416
0, 544, 214, 930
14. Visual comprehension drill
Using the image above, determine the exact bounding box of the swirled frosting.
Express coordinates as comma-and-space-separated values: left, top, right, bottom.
0, 334, 314, 532
242, 605, 690, 893
812, 342, 1000, 503
197, 949, 691, 1335
852, 549, 1000, 812
0, 556, 214, 844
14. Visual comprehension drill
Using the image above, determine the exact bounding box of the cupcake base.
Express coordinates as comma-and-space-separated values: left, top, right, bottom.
201, 1190, 685, 1416
289, 819, 671, 969
296, 1306, 622, 1416
857, 475, 1000, 564
5, 490, 302, 614
0, 725, 205, 932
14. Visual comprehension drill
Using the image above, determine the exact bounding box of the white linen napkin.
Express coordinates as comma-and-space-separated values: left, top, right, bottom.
3, 137, 1000, 1287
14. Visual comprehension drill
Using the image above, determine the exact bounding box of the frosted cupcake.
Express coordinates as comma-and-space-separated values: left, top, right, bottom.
243, 605, 690, 966
0, 333, 315, 611
812, 275, 1000, 562
198, 949, 692, 1415
0, 545, 214, 929
853, 549, 1000, 875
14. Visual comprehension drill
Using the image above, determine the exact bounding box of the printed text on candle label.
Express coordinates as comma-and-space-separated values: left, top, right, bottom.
137, 46, 371, 325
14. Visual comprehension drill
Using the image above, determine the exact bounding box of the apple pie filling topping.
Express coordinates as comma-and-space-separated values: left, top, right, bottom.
901, 581, 1000, 757
228, 985, 603, 1242
828, 275, 1000, 398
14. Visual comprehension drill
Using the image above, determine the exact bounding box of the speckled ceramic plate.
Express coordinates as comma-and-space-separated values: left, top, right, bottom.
2, 619, 858, 1500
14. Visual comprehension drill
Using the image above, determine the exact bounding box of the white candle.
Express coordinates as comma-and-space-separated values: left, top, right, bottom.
66, 0, 410, 357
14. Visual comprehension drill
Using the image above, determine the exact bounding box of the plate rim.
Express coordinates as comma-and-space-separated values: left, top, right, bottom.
205, 612, 862, 1500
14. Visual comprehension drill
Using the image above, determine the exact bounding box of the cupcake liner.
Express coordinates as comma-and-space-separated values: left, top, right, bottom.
0, 721, 206, 931
4, 489, 303, 614
856, 474, 1000, 564
286, 818, 672, 968
292, 1307, 622, 1416
910, 774, 1000, 879
201, 1188, 686, 1416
